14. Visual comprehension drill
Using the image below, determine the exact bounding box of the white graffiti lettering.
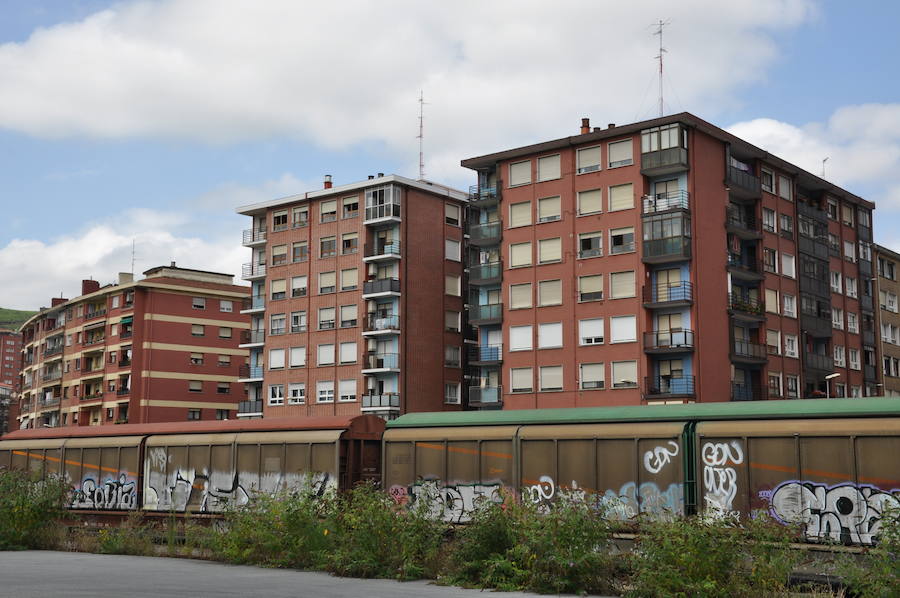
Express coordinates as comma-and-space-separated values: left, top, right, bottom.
701, 440, 744, 518
71, 474, 137, 510
394, 481, 502, 523
523, 475, 556, 507
643, 441, 680, 474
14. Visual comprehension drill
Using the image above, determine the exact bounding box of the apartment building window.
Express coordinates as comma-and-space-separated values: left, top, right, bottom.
445, 274, 461, 296
828, 233, 840, 256
272, 244, 288, 265
273, 210, 288, 231
509, 160, 531, 187
317, 381, 334, 403
784, 334, 798, 358
270, 279, 286, 301
511, 367, 533, 393
847, 312, 859, 333
509, 242, 532, 267
444, 310, 460, 333
319, 271, 336, 294
445, 346, 461, 368
825, 198, 838, 220
340, 268, 358, 291
579, 318, 604, 345
539, 279, 562, 306
292, 275, 308, 297
190, 352, 204, 365
289, 347, 306, 368
538, 322, 562, 349
832, 307, 844, 329
342, 196, 359, 218
317, 344, 335, 366
320, 236, 337, 258
786, 375, 799, 398
578, 231, 602, 258
510, 283, 532, 309
576, 146, 601, 174
849, 348, 861, 370
879, 258, 896, 280
292, 206, 309, 227
780, 214, 793, 236
883, 323, 900, 344
339, 342, 357, 364
445, 203, 460, 226
269, 348, 285, 370
192, 297, 206, 309
340, 304, 358, 328
189, 380, 203, 393
763, 248, 777, 273
578, 275, 602, 302
766, 330, 781, 355
288, 383, 306, 404
765, 288, 779, 314
859, 241, 872, 262
841, 204, 854, 227
215, 382, 230, 395
610, 315, 636, 343
445, 239, 461, 261
536, 154, 561, 181
537, 196, 561, 222
318, 307, 336, 330
292, 241, 308, 262
609, 271, 635, 299
609, 183, 634, 211
777, 175, 792, 201
270, 313, 286, 335
219, 327, 232, 339
538, 238, 562, 264
539, 365, 563, 391
610, 227, 635, 254
291, 311, 307, 333
579, 363, 604, 390
781, 253, 795, 278
320, 200, 337, 223
831, 271, 843, 293
611, 361, 638, 388
608, 139, 633, 168
762, 208, 776, 232
881, 290, 899, 312
834, 383, 846, 398
834, 345, 846, 367
761, 169, 774, 193
509, 202, 531, 227
444, 383, 460, 404
577, 189, 602, 215
191, 324, 205, 337
218, 354, 230, 367
220, 300, 233, 313
186, 409, 201, 421
341, 232, 358, 255
339, 379, 357, 402
768, 372, 782, 397
509, 325, 533, 351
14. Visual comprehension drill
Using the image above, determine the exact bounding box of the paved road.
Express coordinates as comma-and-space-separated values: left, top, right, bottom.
0, 551, 601, 597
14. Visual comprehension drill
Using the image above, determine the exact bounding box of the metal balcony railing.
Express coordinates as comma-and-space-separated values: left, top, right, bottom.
362, 393, 401, 409
238, 400, 264, 415
363, 278, 401, 295
238, 365, 264, 379
467, 344, 502, 362
731, 384, 767, 401
804, 352, 833, 371
641, 189, 690, 213
468, 185, 498, 204
240, 330, 265, 344
643, 281, 693, 304
83, 336, 106, 346
116, 387, 130, 396
468, 221, 501, 243
726, 166, 761, 196
364, 241, 401, 258
727, 254, 764, 275
469, 303, 502, 322
726, 207, 759, 232
42, 396, 61, 407
43, 345, 64, 357
363, 353, 399, 370
242, 263, 266, 279
242, 228, 267, 245
365, 313, 399, 332
643, 236, 691, 260
84, 307, 106, 319
118, 358, 131, 367
728, 292, 765, 315
640, 146, 689, 175
469, 386, 502, 406
242, 295, 265, 311
469, 262, 501, 282
120, 330, 133, 339
644, 330, 694, 350
645, 375, 696, 397
732, 340, 767, 360
41, 371, 62, 382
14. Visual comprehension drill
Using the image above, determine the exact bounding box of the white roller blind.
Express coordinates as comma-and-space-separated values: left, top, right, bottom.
579, 274, 603, 293
445, 274, 460, 295
341, 268, 357, 289
509, 325, 532, 351
511, 367, 532, 392
291, 275, 307, 290
339, 342, 357, 363
289, 347, 305, 367
509, 202, 532, 227
341, 304, 357, 322
272, 244, 287, 257
538, 155, 560, 181
610, 315, 636, 342
269, 348, 285, 369
510, 284, 532, 309
444, 311, 459, 331
509, 161, 531, 186
271, 279, 286, 293
539, 238, 561, 263
579, 318, 604, 344
580, 363, 604, 385
608, 140, 633, 167
540, 365, 563, 390
538, 196, 560, 221
339, 379, 356, 399
320, 199, 337, 213
578, 189, 602, 214
510, 242, 532, 267
319, 307, 335, 324
610, 271, 635, 298
445, 239, 461, 260
612, 361, 637, 386
577, 146, 601, 172
445, 203, 460, 223
538, 279, 562, 305
317, 344, 335, 365
538, 322, 562, 348
609, 183, 634, 211
765, 289, 779, 313
320, 271, 336, 288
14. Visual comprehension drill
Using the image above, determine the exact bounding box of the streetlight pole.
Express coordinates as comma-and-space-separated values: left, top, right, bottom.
825, 372, 841, 399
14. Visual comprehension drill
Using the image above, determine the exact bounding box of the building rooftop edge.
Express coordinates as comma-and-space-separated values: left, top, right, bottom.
873, 243, 900, 262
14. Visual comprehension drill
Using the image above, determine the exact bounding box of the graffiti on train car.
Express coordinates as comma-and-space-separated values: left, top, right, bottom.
71, 473, 137, 510
643, 441, 680, 474
389, 480, 503, 523
599, 481, 684, 519
701, 440, 744, 519
760, 481, 900, 545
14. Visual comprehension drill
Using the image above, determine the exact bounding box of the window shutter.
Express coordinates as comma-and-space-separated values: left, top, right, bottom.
340, 268, 357, 289
610, 316, 636, 342
510, 242, 532, 267
612, 361, 637, 385
539, 280, 562, 305
578, 189, 602, 214
537, 196, 560, 221
577, 146, 601, 172
319, 271, 336, 288
539, 238, 561, 262
509, 161, 531, 186
765, 289, 778, 312
579, 318, 604, 343
509, 202, 532, 227
339, 342, 357, 363
610, 271, 635, 298
289, 347, 305, 367
320, 199, 337, 213
269, 349, 285, 369
511, 368, 532, 392
271, 279, 286, 294
580, 363, 604, 386
608, 140, 633, 166
509, 326, 532, 351
510, 284, 532, 309
291, 276, 307, 291
538, 155, 560, 181
609, 183, 633, 211
579, 274, 603, 294
540, 366, 563, 390
538, 322, 562, 347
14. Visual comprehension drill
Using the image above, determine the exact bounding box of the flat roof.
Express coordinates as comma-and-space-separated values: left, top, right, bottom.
235, 174, 467, 216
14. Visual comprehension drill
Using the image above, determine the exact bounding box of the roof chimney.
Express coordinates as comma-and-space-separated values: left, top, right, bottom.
377, 172, 384, 178
324, 175, 333, 189
51, 297, 67, 307
118, 272, 133, 285
368, 175, 374, 180
580, 118, 590, 134
81, 279, 100, 296
170, 261, 176, 268
608, 123, 615, 129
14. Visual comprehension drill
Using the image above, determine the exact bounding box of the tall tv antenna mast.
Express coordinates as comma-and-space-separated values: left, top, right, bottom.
417, 90, 427, 180
653, 19, 671, 118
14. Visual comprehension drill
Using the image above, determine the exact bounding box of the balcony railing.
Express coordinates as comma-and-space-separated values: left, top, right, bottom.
238, 365, 264, 379
242, 295, 265, 311
83, 336, 106, 346
468, 343, 502, 363
469, 262, 501, 283
732, 340, 767, 360
642, 236, 691, 261
804, 352, 833, 371
364, 202, 401, 221
731, 384, 767, 401
468, 185, 498, 205
238, 400, 263, 415
43, 345, 64, 357
242, 228, 267, 245
42, 396, 61, 407
642, 190, 690, 213
640, 146, 689, 175
644, 330, 694, 350
469, 386, 502, 406
728, 292, 765, 316
41, 371, 62, 382
120, 329, 133, 339
469, 303, 502, 322
116, 387, 130, 396
643, 281, 693, 304
118, 358, 132, 367
468, 221, 502, 244
242, 263, 266, 279
363, 277, 401, 295
364, 241, 401, 258
365, 313, 399, 332
362, 393, 400, 409
81, 365, 105, 376
645, 375, 696, 397
726, 166, 761, 197
240, 329, 265, 345
81, 393, 103, 401
727, 254, 764, 277
726, 207, 760, 233
363, 352, 399, 370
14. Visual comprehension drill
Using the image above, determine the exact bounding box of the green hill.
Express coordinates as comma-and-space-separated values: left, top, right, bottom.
0, 307, 38, 331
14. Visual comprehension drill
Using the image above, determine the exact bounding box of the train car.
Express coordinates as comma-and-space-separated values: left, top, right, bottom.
0, 415, 384, 515
383, 398, 900, 543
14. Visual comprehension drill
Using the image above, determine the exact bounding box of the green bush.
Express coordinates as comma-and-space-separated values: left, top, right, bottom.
0, 469, 69, 550
96, 512, 155, 556
838, 506, 900, 598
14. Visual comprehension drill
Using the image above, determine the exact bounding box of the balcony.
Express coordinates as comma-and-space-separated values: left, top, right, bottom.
731, 384, 767, 401
363, 241, 401, 262
643, 281, 693, 307
726, 166, 761, 199
727, 254, 765, 281
644, 375, 696, 399
642, 236, 691, 264
468, 343, 502, 365
804, 352, 833, 373
364, 202, 401, 225
120, 329, 133, 339
468, 185, 499, 208
364, 313, 400, 335
726, 207, 762, 240
642, 190, 690, 214
242, 228, 267, 246
643, 330, 695, 353
83, 336, 106, 347
362, 277, 401, 298
81, 392, 103, 401
81, 366, 105, 378
238, 365, 264, 381
41, 371, 62, 383
468, 262, 501, 286
362, 352, 400, 373
118, 357, 132, 367
731, 340, 768, 365
237, 400, 264, 417
239, 329, 265, 346
362, 393, 401, 411
469, 303, 502, 325
116, 387, 130, 396
859, 259, 873, 278
469, 386, 502, 408
43, 345, 63, 357
728, 292, 766, 320
640, 146, 689, 176
84, 307, 107, 320
242, 262, 266, 280
241, 295, 265, 313
468, 222, 502, 246
41, 396, 61, 407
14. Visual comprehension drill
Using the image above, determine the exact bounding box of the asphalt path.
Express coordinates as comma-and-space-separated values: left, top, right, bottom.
0, 551, 608, 597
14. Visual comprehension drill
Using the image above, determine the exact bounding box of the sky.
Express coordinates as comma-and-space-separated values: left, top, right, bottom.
1, 0, 899, 310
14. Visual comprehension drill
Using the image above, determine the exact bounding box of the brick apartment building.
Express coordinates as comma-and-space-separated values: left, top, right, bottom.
0, 328, 22, 390
17, 265, 250, 428
460, 113, 877, 408
874, 244, 900, 396
235, 174, 468, 420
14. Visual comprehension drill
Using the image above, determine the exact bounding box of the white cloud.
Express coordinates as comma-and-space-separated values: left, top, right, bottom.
0, 0, 816, 181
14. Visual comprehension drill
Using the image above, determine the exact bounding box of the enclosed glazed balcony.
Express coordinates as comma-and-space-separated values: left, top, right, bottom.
643, 330, 695, 353
644, 375, 696, 399
726, 207, 762, 240
642, 236, 691, 264
468, 262, 501, 286
469, 303, 502, 325
469, 385, 502, 408
239, 329, 265, 346
242, 228, 267, 246
640, 146, 689, 176
467, 221, 502, 246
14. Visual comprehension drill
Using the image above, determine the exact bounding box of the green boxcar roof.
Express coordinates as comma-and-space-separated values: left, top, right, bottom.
387, 398, 900, 428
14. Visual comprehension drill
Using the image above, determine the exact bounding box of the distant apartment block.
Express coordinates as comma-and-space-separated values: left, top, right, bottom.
0, 328, 22, 390
874, 244, 900, 396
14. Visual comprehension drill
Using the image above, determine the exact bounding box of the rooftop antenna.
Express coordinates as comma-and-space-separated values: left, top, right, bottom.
417, 90, 427, 180
131, 239, 136, 274
821, 157, 829, 178
653, 19, 671, 118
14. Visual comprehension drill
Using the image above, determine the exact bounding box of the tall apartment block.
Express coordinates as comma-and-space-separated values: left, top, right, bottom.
235, 174, 468, 420
461, 113, 876, 408
0, 328, 22, 390
874, 244, 900, 396
16, 265, 250, 428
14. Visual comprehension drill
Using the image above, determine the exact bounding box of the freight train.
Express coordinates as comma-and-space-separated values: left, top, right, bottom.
1, 398, 899, 545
